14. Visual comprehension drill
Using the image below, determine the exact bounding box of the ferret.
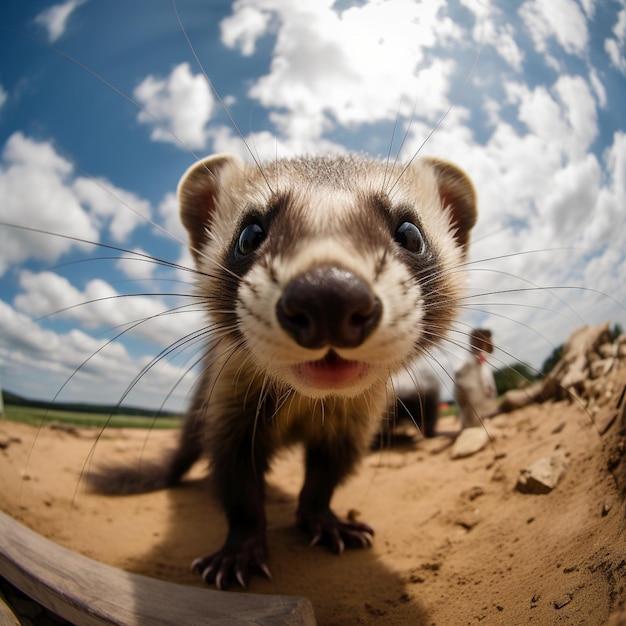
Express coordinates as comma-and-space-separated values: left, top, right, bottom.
88, 152, 477, 590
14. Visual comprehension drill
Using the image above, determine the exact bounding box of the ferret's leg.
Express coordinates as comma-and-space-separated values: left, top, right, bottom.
297, 438, 374, 554
192, 425, 272, 590
419, 386, 440, 438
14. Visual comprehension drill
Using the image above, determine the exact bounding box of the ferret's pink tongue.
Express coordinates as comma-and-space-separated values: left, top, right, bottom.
293, 351, 369, 389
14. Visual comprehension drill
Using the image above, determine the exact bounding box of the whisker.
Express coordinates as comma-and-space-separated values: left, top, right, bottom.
0, 222, 199, 276
386, 19, 486, 194
171, 0, 273, 194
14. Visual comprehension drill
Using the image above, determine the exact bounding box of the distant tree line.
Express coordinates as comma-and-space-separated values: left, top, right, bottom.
1, 390, 178, 418
493, 362, 537, 396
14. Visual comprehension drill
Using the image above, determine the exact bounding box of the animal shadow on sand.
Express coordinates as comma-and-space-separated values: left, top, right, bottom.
121, 461, 430, 625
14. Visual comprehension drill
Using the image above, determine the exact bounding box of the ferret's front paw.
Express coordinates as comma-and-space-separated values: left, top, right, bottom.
298, 509, 374, 554
191, 535, 272, 590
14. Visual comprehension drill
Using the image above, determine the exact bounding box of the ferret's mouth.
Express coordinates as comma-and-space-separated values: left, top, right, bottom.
292, 350, 370, 389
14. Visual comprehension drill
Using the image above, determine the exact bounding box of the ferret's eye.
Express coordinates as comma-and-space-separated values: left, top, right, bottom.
395, 221, 425, 254
237, 223, 265, 256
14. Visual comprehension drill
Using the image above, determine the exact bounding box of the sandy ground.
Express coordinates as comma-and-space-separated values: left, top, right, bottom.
1, 371, 626, 625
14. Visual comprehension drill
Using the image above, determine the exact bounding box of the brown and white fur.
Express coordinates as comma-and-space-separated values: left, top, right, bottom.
88, 152, 477, 589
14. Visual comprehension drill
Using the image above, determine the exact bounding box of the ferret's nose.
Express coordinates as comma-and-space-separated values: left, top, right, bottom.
276, 266, 382, 350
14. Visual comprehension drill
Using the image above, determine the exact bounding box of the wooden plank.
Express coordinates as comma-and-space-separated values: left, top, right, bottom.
0, 510, 316, 625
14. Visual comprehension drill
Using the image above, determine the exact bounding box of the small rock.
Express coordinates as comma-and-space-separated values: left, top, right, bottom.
364, 602, 386, 617
498, 384, 544, 413
553, 593, 572, 609
453, 509, 481, 530
462, 486, 485, 501
551, 422, 566, 434
598, 343, 615, 358
491, 465, 506, 482
409, 573, 425, 584
450, 427, 490, 459
591, 358, 615, 379
516, 451, 568, 494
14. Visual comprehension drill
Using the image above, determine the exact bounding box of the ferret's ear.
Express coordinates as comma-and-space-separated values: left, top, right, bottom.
177, 154, 245, 263
425, 158, 477, 254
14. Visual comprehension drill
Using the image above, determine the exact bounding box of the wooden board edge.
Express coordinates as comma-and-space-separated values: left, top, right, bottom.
0, 510, 316, 625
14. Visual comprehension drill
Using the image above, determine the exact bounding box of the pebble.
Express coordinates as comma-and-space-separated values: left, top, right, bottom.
450, 427, 490, 459
515, 451, 568, 494
553, 593, 573, 609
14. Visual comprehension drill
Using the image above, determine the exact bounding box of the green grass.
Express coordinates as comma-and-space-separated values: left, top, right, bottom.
2, 405, 180, 429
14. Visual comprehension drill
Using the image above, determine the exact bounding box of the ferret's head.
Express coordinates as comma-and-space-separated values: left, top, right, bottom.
178, 154, 476, 399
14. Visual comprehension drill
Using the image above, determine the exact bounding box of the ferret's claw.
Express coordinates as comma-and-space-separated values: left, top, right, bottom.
299, 509, 374, 554
235, 570, 247, 589
191, 533, 269, 591
260, 562, 273, 580
309, 528, 322, 547
199, 564, 216, 585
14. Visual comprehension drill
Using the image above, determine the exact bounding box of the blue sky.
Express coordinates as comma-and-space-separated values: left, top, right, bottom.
0, 0, 625, 410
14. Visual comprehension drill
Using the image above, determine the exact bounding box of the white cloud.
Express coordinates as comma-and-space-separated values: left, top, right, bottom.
0, 298, 194, 409
578, 0, 596, 19
588, 68, 607, 108
0, 133, 98, 275
0, 84, 7, 110
402, 74, 601, 254
0, 133, 152, 275
591, 131, 626, 247
519, 0, 588, 60
208, 124, 346, 162
489, 22, 525, 72
155, 192, 201, 277
542, 153, 601, 243
221, 0, 464, 147
133, 63, 215, 151
552, 75, 598, 157
605, 6, 626, 74
13, 270, 202, 348
72, 176, 151, 242
34, 0, 86, 43
115, 249, 156, 281
220, 4, 273, 56
157, 192, 187, 245
460, 1, 525, 72
507, 74, 598, 160
0, 298, 106, 374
